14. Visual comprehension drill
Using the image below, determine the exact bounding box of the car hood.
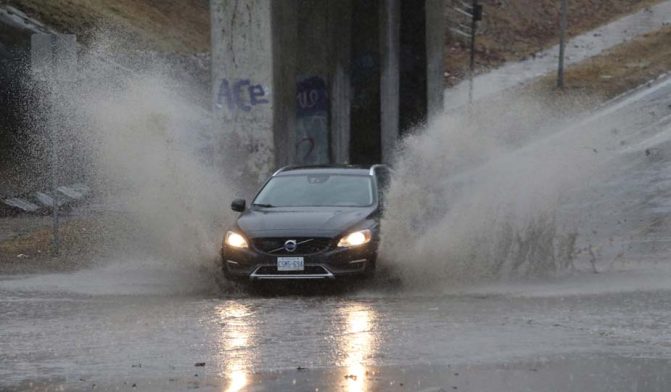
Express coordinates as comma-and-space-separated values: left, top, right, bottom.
237, 206, 376, 238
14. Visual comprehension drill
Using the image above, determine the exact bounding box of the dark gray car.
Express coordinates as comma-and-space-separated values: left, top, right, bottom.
221, 165, 391, 281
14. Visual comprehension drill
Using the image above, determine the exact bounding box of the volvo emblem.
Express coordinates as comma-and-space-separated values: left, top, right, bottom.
284, 239, 298, 253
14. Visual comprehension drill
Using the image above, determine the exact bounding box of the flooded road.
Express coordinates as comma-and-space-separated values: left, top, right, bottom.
3, 52, 671, 392
2, 265, 671, 391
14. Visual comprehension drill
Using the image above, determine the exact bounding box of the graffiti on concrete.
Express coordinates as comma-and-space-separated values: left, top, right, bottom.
296, 76, 329, 164
216, 78, 270, 112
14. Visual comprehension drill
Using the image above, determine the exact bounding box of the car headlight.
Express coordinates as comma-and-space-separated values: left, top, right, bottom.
225, 231, 248, 248
337, 229, 372, 248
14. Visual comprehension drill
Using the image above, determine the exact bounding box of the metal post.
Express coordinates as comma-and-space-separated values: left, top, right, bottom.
31, 33, 76, 257
468, 0, 481, 104
557, 0, 567, 89
50, 87, 60, 256
49, 35, 60, 256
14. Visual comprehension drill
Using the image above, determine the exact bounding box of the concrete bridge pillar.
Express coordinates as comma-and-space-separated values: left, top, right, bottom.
210, 0, 278, 183
211, 0, 444, 180
380, 0, 400, 164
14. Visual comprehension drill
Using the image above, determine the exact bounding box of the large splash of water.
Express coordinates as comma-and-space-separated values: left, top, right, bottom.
379, 91, 625, 288
30, 36, 238, 276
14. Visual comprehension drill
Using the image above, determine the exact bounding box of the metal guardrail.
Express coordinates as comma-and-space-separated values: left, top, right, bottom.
1, 183, 90, 216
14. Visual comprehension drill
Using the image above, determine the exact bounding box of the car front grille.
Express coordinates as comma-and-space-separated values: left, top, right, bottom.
252, 237, 332, 255
254, 265, 329, 275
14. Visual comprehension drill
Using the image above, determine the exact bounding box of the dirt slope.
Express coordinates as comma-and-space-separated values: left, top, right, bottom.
3, 0, 663, 62
0, 0, 209, 52
446, 0, 664, 85
539, 25, 671, 99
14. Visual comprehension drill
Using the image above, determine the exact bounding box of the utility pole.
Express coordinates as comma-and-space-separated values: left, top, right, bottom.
468, 0, 482, 104
31, 34, 77, 256
557, 0, 568, 89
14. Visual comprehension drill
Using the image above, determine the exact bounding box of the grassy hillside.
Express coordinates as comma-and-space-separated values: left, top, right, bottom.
445, 0, 663, 85
538, 25, 671, 99
1, 0, 209, 53
1, 0, 666, 80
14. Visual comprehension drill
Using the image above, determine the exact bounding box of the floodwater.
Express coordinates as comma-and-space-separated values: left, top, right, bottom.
3, 75, 671, 390
3, 19, 671, 392
2, 263, 671, 391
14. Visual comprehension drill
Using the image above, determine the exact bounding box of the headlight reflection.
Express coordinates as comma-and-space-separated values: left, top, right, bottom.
217, 303, 254, 392
339, 304, 377, 392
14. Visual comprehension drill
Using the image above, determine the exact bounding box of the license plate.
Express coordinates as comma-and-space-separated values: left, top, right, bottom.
277, 257, 304, 271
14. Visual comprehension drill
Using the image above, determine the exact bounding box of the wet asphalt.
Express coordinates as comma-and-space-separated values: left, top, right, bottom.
2, 267, 671, 391
3, 67, 671, 392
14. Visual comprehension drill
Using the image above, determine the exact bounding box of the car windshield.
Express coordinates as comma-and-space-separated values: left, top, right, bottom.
253, 173, 374, 207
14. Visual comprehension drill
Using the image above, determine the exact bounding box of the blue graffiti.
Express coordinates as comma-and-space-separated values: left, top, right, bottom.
217, 78, 270, 112
296, 76, 328, 164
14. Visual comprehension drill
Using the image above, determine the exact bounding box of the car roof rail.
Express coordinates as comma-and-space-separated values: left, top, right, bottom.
369, 164, 393, 176
272, 166, 294, 176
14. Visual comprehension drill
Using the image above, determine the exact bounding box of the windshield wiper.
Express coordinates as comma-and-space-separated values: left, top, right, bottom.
252, 203, 275, 208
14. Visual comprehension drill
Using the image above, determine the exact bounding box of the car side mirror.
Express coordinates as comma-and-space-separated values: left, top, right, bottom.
231, 199, 246, 212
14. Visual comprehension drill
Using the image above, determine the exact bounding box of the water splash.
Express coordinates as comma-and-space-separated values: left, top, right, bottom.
379, 92, 613, 287
29, 34, 238, 273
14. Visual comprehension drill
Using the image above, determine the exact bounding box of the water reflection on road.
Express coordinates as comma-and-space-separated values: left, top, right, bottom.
213, 298, 379, 392
217, 302, 253, 392
339, 304, 376, 392
3, 269, 671, 391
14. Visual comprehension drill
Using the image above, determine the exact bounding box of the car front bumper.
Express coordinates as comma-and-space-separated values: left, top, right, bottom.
221, 243, 376, 281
